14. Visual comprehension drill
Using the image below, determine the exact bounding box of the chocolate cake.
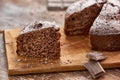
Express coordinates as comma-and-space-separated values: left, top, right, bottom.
90, 0, 120, 51
64, 0, 106, 36
16, 21, 61, 59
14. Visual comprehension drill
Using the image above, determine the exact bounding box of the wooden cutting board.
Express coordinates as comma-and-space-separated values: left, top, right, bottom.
4, 27, 120, 75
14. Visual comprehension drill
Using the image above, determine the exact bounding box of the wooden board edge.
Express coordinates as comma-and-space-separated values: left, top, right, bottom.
3, 30, 9, 74
3, 29, 22, 75
8, 65, 85, 75
0, 30, 4, 33
8, 63, 120, 75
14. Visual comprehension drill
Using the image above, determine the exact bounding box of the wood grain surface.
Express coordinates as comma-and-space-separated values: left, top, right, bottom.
0, 0, 120, 80
0, 33, 9, 80
4, 27, 120, 75
98, 73, 120, 80
0, 30, 3, 33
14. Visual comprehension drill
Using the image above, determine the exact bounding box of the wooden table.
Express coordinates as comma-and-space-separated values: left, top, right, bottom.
0, 0, 120, 80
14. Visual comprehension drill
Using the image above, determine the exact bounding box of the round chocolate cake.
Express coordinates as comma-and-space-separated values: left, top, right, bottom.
90, 0, 120, 51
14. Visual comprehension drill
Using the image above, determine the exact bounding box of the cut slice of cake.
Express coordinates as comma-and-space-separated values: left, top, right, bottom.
90, 0, 120, 51
16, 21, 61, 59
64, 0, 106, 36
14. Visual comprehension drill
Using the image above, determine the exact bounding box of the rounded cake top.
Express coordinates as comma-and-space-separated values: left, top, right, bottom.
90, 1, 120, 35
20, 21, 59, 34
66, 0, 106, 17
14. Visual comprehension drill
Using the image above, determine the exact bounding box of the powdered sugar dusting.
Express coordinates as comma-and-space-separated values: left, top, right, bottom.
108, 0, 120, 7
66, 0, 106, 16
90, 1, 120, 35
20, 21, 59, 34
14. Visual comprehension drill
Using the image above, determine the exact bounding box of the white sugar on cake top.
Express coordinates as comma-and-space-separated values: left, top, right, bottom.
21, 21, 59, 34
66, 0, 106, 17
108, 0, 120, 7
90, 1, 120, 35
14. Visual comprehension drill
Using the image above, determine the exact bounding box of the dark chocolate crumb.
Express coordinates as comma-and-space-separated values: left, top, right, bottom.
34, 23, 43, 28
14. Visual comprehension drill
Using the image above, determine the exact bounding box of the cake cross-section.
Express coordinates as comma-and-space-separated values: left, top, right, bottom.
90, 0, 120, 51
64, 0, 106, 36
16, 21, 61, 59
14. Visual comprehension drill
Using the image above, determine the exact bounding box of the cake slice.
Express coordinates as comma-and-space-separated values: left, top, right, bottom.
90, 0, 120, 51
64, 0, 106, 36
16, 21, 61, 59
